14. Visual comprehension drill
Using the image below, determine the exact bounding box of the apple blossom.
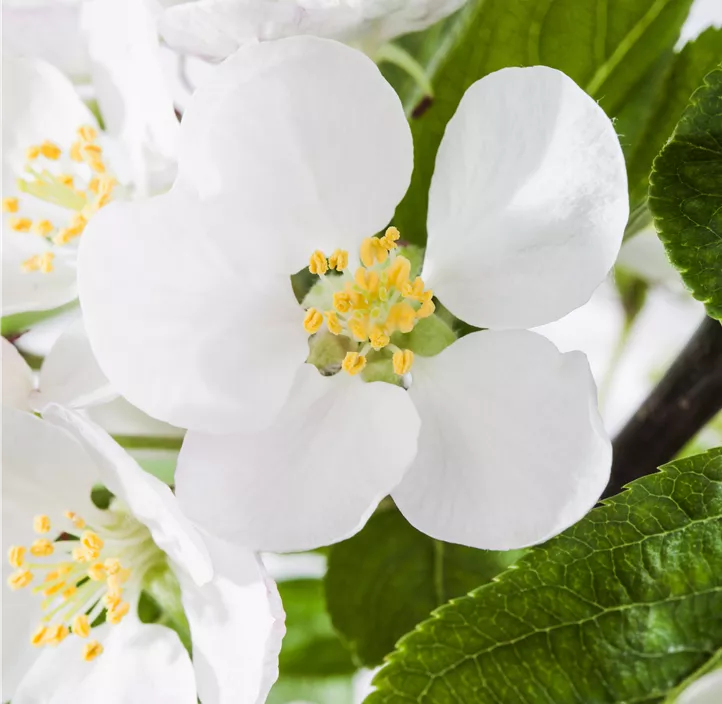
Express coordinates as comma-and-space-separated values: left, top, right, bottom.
2, 405, 284, 703
79, 37, 628, 553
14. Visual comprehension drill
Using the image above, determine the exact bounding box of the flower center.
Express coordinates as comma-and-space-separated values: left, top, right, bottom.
6, 503, 163, 661
2, 125, 116, 274
302, 227, 434, 377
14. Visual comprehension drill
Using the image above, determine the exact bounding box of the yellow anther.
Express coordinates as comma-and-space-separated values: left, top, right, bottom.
57, 174, 74, 187
103, 589, 122, 610
8, 545, 26, 568
107, 601, 130, 625
70, 141, 83, 162
8, 570, 33, 589
65, 511, 86, 530
30, 539, 54, 557
83, 640, 104, 661
380, 226, 401, 250
303, 308, 324, 335
73, 614, 90, 638
393, 349, 415, 375
402, 276, 426, 300
388, 302, 416, 334
77, 125, 98, 143
107, 568, 130, 591
39, 141, 61, 160
26, 145, 41, 160
328, 249, 348, 271
369, 326, 390, 351
72, 546, 93, 563
417, 295, 435, 319
10, 217, 32, 232
104, 558, 121, 575
333, 291, 352, 314
34, 515, 51, 534
53, 227, 79, 246
2, 197, 19, 213
354, 267, 380, 294
360, 237, 388, 267
348, 316, 368, 342
81, 143, 102, 159
88, 159, 106, 174
81, 531, 103, 557
62, 585, 77, 600
325, 311, 342, 335
88, 563, 106, 581
342, 352, 367, 376
45, 624, 69, 646
308, 250, 328, 276
38, 252, 55, 273
387, 256, 411, 291
43, 581, 66, 597
31, 625, 48, 647
33, 220, 54, 237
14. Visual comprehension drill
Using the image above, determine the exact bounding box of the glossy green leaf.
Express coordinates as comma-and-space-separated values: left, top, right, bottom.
394, 0, 693, 246
367, 448, 722, 703
326, 509, 524, 667
649, 66, 722, 320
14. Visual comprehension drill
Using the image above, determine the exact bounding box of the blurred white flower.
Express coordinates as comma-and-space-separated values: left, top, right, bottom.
3, 406, 284, 704
678, 0, 722, 46
677, 669, 722, 704
79, 38, 629, 553
159, 0, 467, 61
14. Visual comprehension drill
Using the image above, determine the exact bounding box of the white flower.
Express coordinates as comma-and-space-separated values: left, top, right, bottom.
2, 51, 175, 316
677, 669, 722, 704
159, 0, 467, 61
2, 405, 284, 703
79, 37, 629, 552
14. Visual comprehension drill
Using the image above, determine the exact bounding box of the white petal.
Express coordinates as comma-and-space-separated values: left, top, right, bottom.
2, 3, 90, 82
86, 396, 185, 439
78, 187, 308, 434
424, 66, 628, 330
34, 316, 115, 411
1, 338, 33, 411
176, 364, 421, 552
42, 405, 213, 585
80, 0, 180, 195
13, 619, 197, 704
393, 330, 611, 550
678, 670, 722, 704
177, 36, 412, 271
178, 535, 284, 704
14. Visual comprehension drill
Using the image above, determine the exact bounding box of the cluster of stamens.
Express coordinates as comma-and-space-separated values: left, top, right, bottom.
303, 227, 434, 376
2, 125, 116, 274
7, 510, 144, 662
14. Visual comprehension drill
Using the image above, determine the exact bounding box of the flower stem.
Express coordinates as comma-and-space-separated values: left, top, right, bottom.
112, 435, 183, 452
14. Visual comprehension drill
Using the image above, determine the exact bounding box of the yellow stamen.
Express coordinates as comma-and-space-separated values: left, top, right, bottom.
73, 614, 90, 638
369, 326, 390, 351
333, 291, 352, 314
43, 581, 66, 597
360, 237, 388, 267
388, 302, 416, 334
26, 145, 41, 160
107, 601, 130, 625
34, 515, 51, 534
39, 141, 61, 160
417, 292, 435, 319
387, 256, 411, 290
341, 352, 367, 376
77, 125, 98, 143
2, 197, 19, 213
57, 174, 74, 187
104, 558, 121, 575
10, 217, 32, 232
354, 267, 380, 294
62, 585, 77, 600
308, 250, 328, 276
348, 316, 368, 342
33, 219, 54, 237
81, 531, 103, 558
103, 589, 122, 610
65, 511, 86, 530
325, 311, 342, 335
45, 624, 69, 646
72, 546, 93, 563
88, 563, 106, 581
30, 539, 54, 558
393, 349, 414, 375
328, 249, 348, 271
8, 545, 26, 568
303, 308, 323, 334
31, 626, 48, 647
8, 570, 33, 589
380, 226, 400, 251
83, 640, 103, 661
107, 569, 130, 591
69, 141, 83, 162
402, 276, 425, 300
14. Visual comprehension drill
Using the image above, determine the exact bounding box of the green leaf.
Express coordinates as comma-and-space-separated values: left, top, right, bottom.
367, 448, 722, 703
393, 0, 694, 246
325, 509, 525, 667
620, 28, 722, 208
268, 675, 355, 704
649, 65, 722, 320
278, 579, 355, 677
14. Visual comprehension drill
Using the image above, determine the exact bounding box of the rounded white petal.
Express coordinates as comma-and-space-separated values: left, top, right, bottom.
78, 187, 308, 434
178, 36, 412, 271
34, 316, 115, 411
178, 535, 285, 704
678, 670, 722, 704
43, 404, 213, 585
13, 619, 197, 704
176, 364, 421, 552
424, 66, 628, 330
393, 330, 611, 550
1, 337, 33, 411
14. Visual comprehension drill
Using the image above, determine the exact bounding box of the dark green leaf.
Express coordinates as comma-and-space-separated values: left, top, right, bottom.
278, 578, 355, 677
367, 448, 722, 703
649, 65, 722, 320
393, 0, 694, 246
326, 509, 524, 667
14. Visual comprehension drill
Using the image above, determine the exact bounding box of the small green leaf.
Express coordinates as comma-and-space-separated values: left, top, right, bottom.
325, 509, 524, 667
392, 313, 457, 357
649, 65, 722, 320
278, 579, 355, 677
367, 448, 722, 703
